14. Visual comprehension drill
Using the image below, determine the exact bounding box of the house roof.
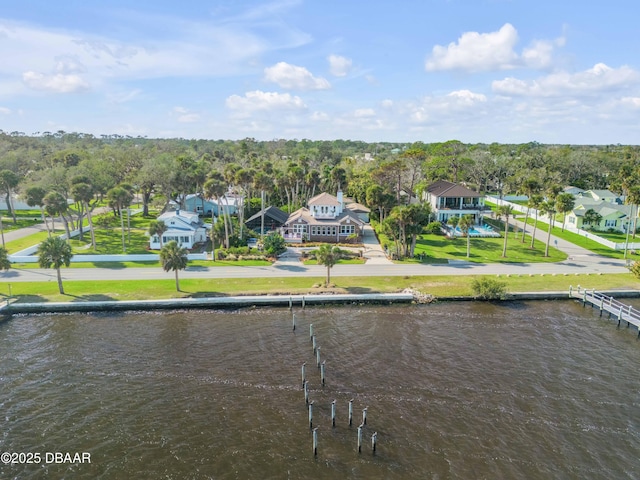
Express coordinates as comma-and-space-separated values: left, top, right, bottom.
426, 180, 482, 198
573, 202, 629, 218
284, 207, 364, 226
245, 206, 290, 225
308, 192, 341, 206
345, 202, 371, 213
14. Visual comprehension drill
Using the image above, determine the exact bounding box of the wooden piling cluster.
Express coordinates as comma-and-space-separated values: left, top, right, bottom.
570, 286, 640, 336
292, 311, 379, 457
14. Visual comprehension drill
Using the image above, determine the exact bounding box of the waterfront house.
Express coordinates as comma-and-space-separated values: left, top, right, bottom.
148, 210, 209, 250
423, 180, 488, 224
181, 192, 241, 216
281, 191, 364, 243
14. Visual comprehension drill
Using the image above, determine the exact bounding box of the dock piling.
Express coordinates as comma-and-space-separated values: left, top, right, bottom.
312, 427, 318, 456
309, 401, 314, 429
371, 432, 377, 454
357, 424, 363, 453
348, 399, 353, 426
301, 362, 306, 388
321, 361, 326, 386
331, 400, 336, 427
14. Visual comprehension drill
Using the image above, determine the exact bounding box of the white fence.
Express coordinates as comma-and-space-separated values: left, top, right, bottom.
484, 195, 640, 251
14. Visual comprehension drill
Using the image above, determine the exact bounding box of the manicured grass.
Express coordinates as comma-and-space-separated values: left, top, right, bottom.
5, 229, 66, 253
524, 219, 639, 260
70, 227, 152, 254
11, 259, 272, 269
379, 228, 567, 264
1, 218, 43, 231
0, 272, 635, 303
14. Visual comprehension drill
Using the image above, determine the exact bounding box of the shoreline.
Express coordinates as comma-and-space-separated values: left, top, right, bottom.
2, 289, 640, 315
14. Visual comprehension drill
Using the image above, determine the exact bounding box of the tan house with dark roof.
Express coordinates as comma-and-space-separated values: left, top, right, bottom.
423, 180, 489, 224
281, 191, 365, 243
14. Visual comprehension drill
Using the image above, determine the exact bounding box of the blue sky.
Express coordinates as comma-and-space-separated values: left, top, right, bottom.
1, 0, 639, 144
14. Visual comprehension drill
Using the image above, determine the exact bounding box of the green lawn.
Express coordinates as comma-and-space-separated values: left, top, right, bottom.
408, 232, 567, 263
378, 225, 567, 264
524, 219, 638, 260
0, 272, 635, 303
70, 227, 152, 255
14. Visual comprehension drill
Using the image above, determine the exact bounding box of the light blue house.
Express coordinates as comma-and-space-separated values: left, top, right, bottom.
182, 193, 241, 216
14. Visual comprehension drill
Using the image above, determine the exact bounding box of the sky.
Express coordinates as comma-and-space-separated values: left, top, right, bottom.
0, 0, 639, 144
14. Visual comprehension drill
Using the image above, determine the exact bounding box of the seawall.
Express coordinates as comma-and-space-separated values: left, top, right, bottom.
1, 293, 414, 315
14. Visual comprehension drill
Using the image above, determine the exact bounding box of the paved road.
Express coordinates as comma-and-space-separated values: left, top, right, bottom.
1, 218, 630, 283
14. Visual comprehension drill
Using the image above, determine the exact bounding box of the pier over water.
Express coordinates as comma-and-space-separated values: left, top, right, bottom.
570, 285, 640, 335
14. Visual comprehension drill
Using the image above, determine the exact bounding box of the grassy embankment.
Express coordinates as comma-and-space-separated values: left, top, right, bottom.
0, 273, 636, 304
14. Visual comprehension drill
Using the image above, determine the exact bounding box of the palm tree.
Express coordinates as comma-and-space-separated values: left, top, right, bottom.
160, 240, 188, 291
315, 244, 341, 287
583, 209, 602, 230
0, 169, 20, 224
520, 178, 540, 243
540, 200, 556, 257
497, 204, 513, 257
25, 186, 50, 236
43, 191, 71, 241
107, 186, 133, 253
623, 186, 640, 260
71, 182, 97, 251
458, 214, 475, 258
529, 194, 544, 249
38, 236, 73, 294
555, 193, 575, 232
204, 176, 229, 249
147, 220, 167, 249
0, 246, 11, 273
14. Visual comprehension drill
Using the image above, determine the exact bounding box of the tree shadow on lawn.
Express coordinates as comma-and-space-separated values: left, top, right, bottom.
64, 293, 117, 302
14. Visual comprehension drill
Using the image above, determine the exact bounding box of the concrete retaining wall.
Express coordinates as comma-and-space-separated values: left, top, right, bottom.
1, 293, 414, 314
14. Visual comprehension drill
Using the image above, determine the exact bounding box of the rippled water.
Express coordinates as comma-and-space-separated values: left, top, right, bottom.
1, 300, 639, 479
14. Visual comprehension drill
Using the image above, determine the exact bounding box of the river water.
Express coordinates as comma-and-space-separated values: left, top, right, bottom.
1, 300, 639, 479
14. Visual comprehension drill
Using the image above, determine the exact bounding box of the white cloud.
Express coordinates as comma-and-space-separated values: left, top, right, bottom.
0, 9, 311, 94
264, 62, 330, 90
447, 90, 487, 104
172, 107, 201, 123
354, 108, 376, 118
226, 90, 306, 117
0, 107, 10, 114
425, 23, 565, 72
621, 97, 640, 108
328, 54, 352, 77
310, 111, 329, 121
381, 99, 393, 108
492, 63, 640, 97
22, 71, 89, 93
426, 23, 519, 72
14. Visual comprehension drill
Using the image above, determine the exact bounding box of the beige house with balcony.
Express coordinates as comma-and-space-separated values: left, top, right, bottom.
281, 191, 364, 243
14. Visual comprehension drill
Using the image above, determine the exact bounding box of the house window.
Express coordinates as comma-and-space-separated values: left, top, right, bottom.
293, 224, 306, 234
605, 219, 617, 227
569, 217, 575, 224
340, 225, 355, 235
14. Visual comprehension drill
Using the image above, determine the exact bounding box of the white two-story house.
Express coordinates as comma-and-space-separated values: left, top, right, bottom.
148, 209, 209, 250
423, 180, 488, 224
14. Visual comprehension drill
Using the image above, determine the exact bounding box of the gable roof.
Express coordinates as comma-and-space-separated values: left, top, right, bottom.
245, 206, 290, 224
308, 192, 341, 206
284, 207, 364, 226
345, 202, 371, 213
426, 180, 482, 198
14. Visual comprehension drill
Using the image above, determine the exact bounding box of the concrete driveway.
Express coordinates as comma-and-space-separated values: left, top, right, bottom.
361, 225, 393, 265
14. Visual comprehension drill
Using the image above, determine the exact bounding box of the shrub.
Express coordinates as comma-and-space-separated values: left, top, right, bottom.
630, 261, 640, 279
471, 277, 508, 300
425, 222, 444, 235
263, 232, 286, 256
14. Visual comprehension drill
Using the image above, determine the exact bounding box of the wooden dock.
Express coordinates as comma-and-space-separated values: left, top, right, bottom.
570, 285, 640, 336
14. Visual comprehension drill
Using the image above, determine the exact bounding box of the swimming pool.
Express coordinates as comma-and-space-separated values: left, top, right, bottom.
451, 224, 501, 237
